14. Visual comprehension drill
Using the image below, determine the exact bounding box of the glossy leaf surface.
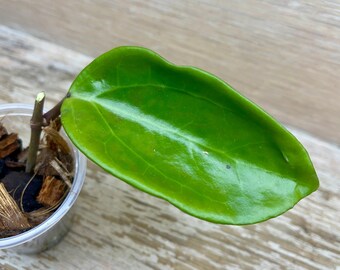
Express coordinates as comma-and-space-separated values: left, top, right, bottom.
61, 47, 319, 224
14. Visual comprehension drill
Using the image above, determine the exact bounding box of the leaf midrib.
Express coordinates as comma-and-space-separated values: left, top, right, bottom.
89, 102, 229, 205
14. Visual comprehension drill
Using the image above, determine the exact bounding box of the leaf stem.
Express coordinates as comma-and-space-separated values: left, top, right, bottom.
25, 92, 45, 173
43, 94, 68, 125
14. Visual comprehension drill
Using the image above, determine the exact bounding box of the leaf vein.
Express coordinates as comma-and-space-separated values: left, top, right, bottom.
92, 102, 227, 205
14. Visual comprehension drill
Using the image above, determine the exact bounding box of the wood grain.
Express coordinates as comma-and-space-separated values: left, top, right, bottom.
0, 25, 339, 270
0, 0, 339, 146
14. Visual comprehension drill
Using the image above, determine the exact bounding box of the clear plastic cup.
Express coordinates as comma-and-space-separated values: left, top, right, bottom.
0, 103, 86, 253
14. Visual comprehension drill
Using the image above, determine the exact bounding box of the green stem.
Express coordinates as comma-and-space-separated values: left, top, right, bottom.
25, 92, 45, 173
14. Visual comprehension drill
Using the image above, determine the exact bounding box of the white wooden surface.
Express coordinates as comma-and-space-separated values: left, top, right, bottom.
0, 0, 339, 145
0, 26, 339, 270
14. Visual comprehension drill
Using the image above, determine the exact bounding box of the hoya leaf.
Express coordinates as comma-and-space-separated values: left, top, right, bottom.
61, 46, 319, 224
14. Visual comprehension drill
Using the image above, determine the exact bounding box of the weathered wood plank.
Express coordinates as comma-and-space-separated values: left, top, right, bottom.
0, 26, 339, 270
0, 0, 339, 145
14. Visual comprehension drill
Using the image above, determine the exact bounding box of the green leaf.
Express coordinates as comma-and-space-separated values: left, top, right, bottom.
61, 46, 319, 224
